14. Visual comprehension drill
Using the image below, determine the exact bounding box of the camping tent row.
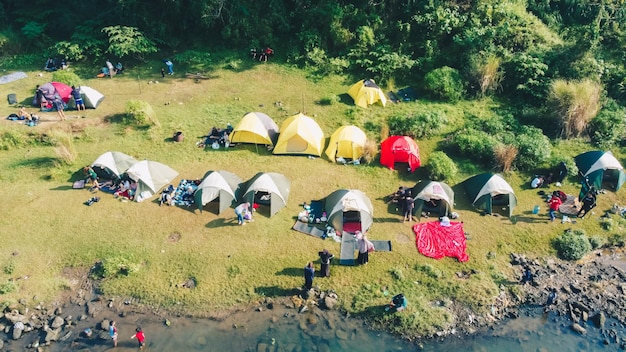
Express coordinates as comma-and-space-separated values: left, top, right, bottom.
229, 112, 422, 170
91, 152, 291, 214
33, 82, 104, 109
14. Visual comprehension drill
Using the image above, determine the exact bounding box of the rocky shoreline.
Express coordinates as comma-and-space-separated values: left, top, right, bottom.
1, 249, 626, 351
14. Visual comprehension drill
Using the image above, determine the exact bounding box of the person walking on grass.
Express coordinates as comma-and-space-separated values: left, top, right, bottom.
131, 326, 146, 349
304, 261, 314, 290
547, 192, 562, 222
318, 249, 334, 277
54, 96, 66, 121
109, 320, 118, 347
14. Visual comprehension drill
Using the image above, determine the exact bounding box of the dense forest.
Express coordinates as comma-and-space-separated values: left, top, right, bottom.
1, 0, 626, 171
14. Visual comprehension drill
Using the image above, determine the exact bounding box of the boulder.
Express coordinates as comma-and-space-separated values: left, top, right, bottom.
45, 327, 61, 342
51, 316, 64, 329
571, 323, 587, 335
592, 312, 606, 328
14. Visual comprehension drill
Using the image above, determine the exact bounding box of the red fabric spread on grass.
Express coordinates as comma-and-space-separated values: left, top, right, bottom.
413, 221, 469, 262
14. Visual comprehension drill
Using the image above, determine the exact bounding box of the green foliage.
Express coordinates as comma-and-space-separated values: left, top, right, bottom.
90, 255, 142, 279
387, 110, 447, 139
451, 128, 498, 164
428, 151, 458, 181
51, 71, 82, 87
502, 53, 549, 103
0, 130, 27, 150
600, 218, 614, 231
102, 26, 157, 60
21, 21, 45, 40
513, 126, 552, 171
360, 46, 416, 85
589, 99, 626, 149
174, 50, 212, 72
588, 235, 606, 250
0, 281, 17, 295
302, 47, 349, 75
3, 261, 15, 275
423, 67, 465, 102
548, 79, 601, 139
318, 95, 339, 106
554, 229, 592, 261
49, 41, 86, 62
414, 264, 443, 279
608, 233, 626, 247
390, 268, 404, 281
124, 100, 159, 128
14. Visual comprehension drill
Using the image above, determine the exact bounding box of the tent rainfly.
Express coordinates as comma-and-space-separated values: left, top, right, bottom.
574, 150, 626, 191
324, 125, 367, 162
380, 135, 421, 172
273, 113, 325, 156
91, 151, 138, 180
239, 172, 291, 216
229, 112, 279, 146
324, 189, 374, 234
463, 173, 517, 218
195, 170, 242, 214
347, 79, 387, 108
125, 160, 179, 202
412, 180, 454, 221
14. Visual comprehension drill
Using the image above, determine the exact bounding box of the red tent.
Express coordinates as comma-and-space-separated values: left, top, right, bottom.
413, 221, 469, 262
51, 82, 72, 103
380, 136, 421, 172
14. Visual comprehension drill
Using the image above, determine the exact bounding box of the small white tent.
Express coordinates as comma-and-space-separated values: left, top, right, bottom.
91, 151, 138, 180
125, 160, 179, 202
68, 86, 105, 109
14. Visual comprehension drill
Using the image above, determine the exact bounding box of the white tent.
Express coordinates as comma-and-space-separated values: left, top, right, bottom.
194, 170, 242, 214
125, 160, 179, 202
69, 86, 105, 109
91, 151, 138, 179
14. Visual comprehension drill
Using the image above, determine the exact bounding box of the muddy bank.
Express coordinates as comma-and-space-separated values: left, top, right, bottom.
2, 250, 626, 351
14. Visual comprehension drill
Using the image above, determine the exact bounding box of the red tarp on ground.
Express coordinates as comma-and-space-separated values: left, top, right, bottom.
413, 221, 469, 262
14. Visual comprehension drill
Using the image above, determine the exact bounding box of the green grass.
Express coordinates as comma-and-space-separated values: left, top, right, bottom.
0, 61, 623, 338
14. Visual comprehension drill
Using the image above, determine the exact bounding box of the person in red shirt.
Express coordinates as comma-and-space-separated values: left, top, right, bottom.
131, 327, 146, 349
547, 192, 563, 222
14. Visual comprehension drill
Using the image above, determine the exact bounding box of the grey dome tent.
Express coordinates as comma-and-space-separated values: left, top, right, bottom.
68, 86, 105, 109
463, 173, 517, 218
574, 150, 625, 192
194, 170, 242, 214
239, 172, 290, 216
324, 189, 374, 234
91, 151, 138, 180
411, 180, 454, 221
125, 160, 179, 202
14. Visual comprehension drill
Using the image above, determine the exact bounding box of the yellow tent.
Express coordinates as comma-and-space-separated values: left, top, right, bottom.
347, 79, 387, 108
324, 125, 367, 161
229, 112, 279, 145
273, 113, 325, 156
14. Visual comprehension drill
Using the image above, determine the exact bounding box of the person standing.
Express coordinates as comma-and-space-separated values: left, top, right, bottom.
234, 202, 250, 225
304, 261, 314, 290
318, 249, 334, 277
84, 166, 99, 191
71, 86, 85, 111
54, 96, 66, 121
106, 60, 115, 78
131, 326, 146, 349
402, 191, 415, 222
547, 193, 562, 222
161, 68, 165, 78
356, 231, 373, 265
109, 320, 118, 347
577, 191, 597, 218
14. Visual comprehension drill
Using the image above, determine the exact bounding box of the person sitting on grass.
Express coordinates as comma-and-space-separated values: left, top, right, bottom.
386, 293, 408, 312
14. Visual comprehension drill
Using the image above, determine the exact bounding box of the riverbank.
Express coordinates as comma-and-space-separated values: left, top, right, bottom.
2, 248, 626, 351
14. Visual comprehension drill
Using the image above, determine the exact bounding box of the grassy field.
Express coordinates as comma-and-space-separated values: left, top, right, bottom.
0, 61, 624, 337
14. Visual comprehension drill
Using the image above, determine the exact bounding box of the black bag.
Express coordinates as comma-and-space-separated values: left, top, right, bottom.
7, 93, 17, 104
392, 294, 404, 305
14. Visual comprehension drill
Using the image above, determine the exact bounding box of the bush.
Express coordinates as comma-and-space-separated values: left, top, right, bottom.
423, 66, 465, 102
387, 111, 448, 139
493, 144, 518, 172
428, 151, 458, 181
361, 139, 378, 164
554, 229, 592, 260
318, 95, 339, 105
174, 50, 212, 71
589, 99, 626, 149
0, 130, 27, 150
513, 126, 552, 171
589, 235, 606, 249
451, 128, 498, 163
90, 255, 141, 279
124, 100, 159, 128
51, 71, 82, 88
608, 233, 626, 247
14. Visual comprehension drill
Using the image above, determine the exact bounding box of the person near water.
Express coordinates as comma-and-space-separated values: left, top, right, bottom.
109, 320, 118, 347
520, 266, 533, 284
71, 86, 85, 111
577, 191, 597, 218
386, 293, 408, 312
234, 202, 250, 225
318, 249, 334, 277
304, 261, 314, 290
131, 326, 146, 349
544, 288, 558, 312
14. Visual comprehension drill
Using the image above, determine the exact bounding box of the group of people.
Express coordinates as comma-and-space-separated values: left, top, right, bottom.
105, 321, 146, 349
546, 188, 597, 222
197, 124, 234, 149
44, 57, 67, 71
303, 249, 335, 293
388, 186, 415, 223
249, 47, 274, 62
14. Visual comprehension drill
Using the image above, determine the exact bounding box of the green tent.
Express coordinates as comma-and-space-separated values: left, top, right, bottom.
574, 150, 626, 192
194, 170, 242, 214
324, 189, 374, 234
463, 173, 517, 218
411, 180, 454, 221
239, 172, 290, 216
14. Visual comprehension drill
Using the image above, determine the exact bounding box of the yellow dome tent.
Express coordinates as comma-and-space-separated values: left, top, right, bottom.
273, 113, 325, 156
347, 79, 387, 108
229, 112, 279, 146
324, 125, 367, 161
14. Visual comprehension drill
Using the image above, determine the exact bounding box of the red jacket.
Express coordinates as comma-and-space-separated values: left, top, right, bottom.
548, 197, 562, 210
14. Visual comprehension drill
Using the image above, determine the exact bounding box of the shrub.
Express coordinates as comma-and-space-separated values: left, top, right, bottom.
589, 235, 606, 249
548, 79, 601, 138
124, 100, 159, 128
0, 281, 16, 295
319, 95, 339, 106
608, 233, 626, 247
0, 130, 27, 150
493, 144, 518, 172
451, 128, 498, 163
554, 229, 592, 260
174, 50, 212, 71
600, 218, 614, 231
513, 126, 552, 171
428, 151, 458, 181
51, 71, 82, 88
387, 111, 448, 139
361, 139, 378, 164
49, 41, 86, 62
589, 99, 626, 148
423, 66, 465, 102
90, 255, 141, 279
390, 268, 405, 281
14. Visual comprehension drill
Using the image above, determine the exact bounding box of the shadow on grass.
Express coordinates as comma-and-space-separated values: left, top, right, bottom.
254, 286, 298, 297
374, 216, 403, 224
511, 211, 546, 224
275, 267, 302, 277
205, 218, 237, 228
50, 185, 74, 191
14, 156, 58, 169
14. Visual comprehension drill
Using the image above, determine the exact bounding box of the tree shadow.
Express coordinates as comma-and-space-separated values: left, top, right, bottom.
14, 156, 58, 169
